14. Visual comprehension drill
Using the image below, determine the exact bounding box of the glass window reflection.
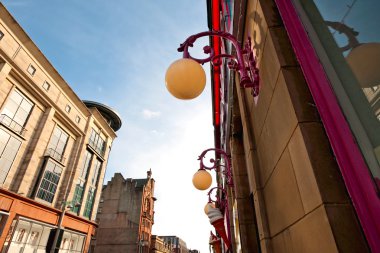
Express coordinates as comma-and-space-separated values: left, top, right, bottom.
297, 0, 380, 191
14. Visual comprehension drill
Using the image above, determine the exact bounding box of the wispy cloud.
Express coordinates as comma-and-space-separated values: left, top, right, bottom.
4, 0, 213, 251
142, 109, 161, 119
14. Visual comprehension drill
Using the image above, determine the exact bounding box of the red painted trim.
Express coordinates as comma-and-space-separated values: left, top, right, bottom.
0, 188, 97, 227
212, 0, 221, 127
275, 0, 380, 251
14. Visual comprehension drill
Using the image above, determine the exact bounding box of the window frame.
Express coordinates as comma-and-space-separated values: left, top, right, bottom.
0, 128, 22, 184
65, 105, 71, 113
1, 88, 34, 131
27, 64, 36, 76
42, 81, 50, 91
35, 159, 63, 204
45, 125, 69, 163
275, 0, 380, 251
83, 187, 95, 218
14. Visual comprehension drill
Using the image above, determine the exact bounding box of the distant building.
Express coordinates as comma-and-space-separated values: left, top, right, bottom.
159, 236, 188, 253
150, 235, 172, 253
0, 3, 121, 252
93, 170, 155, 253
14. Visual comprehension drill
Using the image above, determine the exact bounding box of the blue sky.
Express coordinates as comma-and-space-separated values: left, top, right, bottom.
1, 0, 215, 252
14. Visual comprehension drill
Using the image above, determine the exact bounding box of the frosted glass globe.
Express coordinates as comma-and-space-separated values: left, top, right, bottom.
192, 169, 212, 190
165, 58, 206, 100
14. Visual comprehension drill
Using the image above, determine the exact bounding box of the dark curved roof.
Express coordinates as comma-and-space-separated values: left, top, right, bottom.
83, 100, 122, 132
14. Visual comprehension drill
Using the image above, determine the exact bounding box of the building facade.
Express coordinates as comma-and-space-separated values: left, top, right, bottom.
159, 236, 188, 253
149, 235, 172, 253
0, 3, 121, 252
205, 0, 380, 252
93, 171, 155, 253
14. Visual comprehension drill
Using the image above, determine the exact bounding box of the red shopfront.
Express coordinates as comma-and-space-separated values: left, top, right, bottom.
0, 189, 96, 252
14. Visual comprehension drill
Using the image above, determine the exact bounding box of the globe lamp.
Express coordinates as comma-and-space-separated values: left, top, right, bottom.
192, 169, 212, 190
165, 58, 206, 100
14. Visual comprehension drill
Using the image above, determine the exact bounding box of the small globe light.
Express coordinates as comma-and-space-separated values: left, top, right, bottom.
204, 202, 215, 214
346, 43, 380, 88
192, 169, 212, 190
165, 58, 206, 100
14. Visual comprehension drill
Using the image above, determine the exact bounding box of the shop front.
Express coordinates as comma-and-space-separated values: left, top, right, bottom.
0, 189, 95, 252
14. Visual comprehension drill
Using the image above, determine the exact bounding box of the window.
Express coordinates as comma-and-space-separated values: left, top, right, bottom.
296, 0, 380, 190
65, 105, 71, 113
4, 218, 54, 252
91, 159, 102, 185
27, 65, 36, 76
145, 198, 151, 213
1, 89, 34, 134
42, 81, 50, 91
79, 150, 92, 179
0, 212, 9, 235
58, 230, 85, 252
36, 160, 62, 203
83, 188, 95, 218
0, 30, 4, 40
72, 181, 85, 214
88, 128, 106, 156
75, 116, 81, 124
46, 126, 69, 163
0, 129, 22, 184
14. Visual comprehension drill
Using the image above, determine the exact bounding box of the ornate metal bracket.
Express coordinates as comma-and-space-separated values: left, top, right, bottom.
178, 30, 260, 96
198, 148, 233, 186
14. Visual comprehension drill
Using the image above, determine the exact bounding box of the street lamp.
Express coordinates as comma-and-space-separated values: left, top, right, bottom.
192, 148, 233, 191
165, 30, 260, 99
50, 201, 80, 253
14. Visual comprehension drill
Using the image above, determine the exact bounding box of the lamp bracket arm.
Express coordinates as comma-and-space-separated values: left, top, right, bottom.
207, 186, 227, 212
178, 30, 260, 96
198, 148, 233, 186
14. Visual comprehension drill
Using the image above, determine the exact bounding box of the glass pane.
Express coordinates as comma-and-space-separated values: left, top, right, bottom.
303, 0, 380, 190
76, 235, 85, 251
36, 161, 62, 203
83, 188, 95, 218
2, 100, 18, 119
0, 134, 21, 184
91, 159, 102, 185
48, 135, 59, 151
13, 109, 28, 127
80, 151, 92, 179
0, 129, 11, 155
47, 127, 69, 159
1, 90, 33, 127
9, 90, 23, 105
38, 226, 52, 249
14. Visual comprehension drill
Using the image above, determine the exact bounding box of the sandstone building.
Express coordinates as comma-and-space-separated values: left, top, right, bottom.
93, 171, 155, 253
203, 0, 380, 252
149, 235, 172, 253
159, 236, 188, 253
0, 3, 121, 252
